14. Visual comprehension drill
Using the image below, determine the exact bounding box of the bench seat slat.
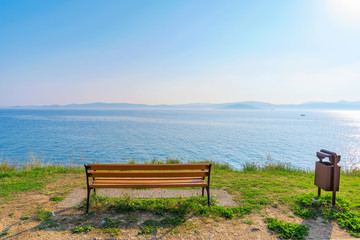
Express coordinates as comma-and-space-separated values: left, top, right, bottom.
87, 164, 209, 171
91, 178, 207, 188
93, 177, 204, 181
90, 183, 207, 188
92, 178, 205, 184
89, 171, 208, 178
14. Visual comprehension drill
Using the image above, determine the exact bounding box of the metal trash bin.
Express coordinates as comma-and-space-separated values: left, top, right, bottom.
314, 149, 341, 206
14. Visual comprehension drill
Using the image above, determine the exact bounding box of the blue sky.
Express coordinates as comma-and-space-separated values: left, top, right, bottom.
1, 0, 360, 106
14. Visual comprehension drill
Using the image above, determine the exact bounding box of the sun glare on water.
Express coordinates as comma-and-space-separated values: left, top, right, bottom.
328, 110, 360, 170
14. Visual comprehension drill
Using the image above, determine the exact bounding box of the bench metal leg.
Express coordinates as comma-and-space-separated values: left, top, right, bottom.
86, 188, 92, 213
202, 187, 205, 196
206, 186, 210, 206
93, 188, 96, 196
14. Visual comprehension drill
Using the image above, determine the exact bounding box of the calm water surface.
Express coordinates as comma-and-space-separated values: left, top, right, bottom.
0, 109, 359, 170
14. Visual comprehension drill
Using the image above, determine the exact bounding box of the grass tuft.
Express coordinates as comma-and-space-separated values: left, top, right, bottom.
0, 231, 10, 237
71, 225, 94, 234
242, 162, 260, 172
138, 219, 162, 235
241, 155, 307, 174
265, 217, 309, 239
141, 158, 233, 171
0, 161, 17, 172
343, 168, 360, 177
20, 215, 30, 220
36, 208, 52, 221
50, 196, 65, 203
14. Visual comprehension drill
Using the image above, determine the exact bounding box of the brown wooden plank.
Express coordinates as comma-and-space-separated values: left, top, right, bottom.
86, 164, 210, 171
89, 183, 207, 188
89, 171, 208, 178
92, 177, 204, 181
93, 179, 205, 184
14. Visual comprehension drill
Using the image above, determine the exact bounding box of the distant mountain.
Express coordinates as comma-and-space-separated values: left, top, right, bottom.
54, 102, 150, 109
11, 102, 153, 109
219, 100, 360, 110
7, 100, 360, 110
219, 103, 259, 109
171, 103, 219, 109
219, 101, 275, 109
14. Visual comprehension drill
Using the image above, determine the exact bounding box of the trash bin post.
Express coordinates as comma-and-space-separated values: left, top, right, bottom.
332, 154, 341, 206
315, 149, 341, 207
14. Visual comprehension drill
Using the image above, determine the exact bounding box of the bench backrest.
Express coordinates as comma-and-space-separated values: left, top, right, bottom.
84, 164, 211, 179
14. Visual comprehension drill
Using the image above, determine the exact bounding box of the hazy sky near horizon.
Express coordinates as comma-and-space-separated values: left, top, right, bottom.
1, 0, 360, 106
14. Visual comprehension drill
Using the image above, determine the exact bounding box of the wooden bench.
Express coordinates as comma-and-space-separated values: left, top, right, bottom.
84, 163, 212, 212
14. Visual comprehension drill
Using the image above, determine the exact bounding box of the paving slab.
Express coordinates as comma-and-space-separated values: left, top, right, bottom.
58, 188, 237, 208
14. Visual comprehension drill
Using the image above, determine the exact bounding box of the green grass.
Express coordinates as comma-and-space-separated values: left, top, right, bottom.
2, 156, 360, 238
2, 157, 360, 210
138, 219, 162, 235
35, 219, 57, 230
50, 196, 65, 203
36, 208, 52, 221
2, 157, 360, 211
0, 231, 10, 237
265, 217, 309, 239
103, 227, 121, 236
0, 156, 82, 199
212, 166, 313, 209
86, 194, 251, 235
20, 215, 30, 220
243, 219, 254, 225
71, 225, 94, 234
88, 194, 251, 219
212, 161, 360, 211
294, 193, 360, 237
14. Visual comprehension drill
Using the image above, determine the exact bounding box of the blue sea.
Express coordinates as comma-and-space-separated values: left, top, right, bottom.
0, 109, 359, 170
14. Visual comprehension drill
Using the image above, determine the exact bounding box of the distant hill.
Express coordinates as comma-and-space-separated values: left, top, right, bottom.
7, 100, 360, 110
52, 102, 150, 109
11, 102, 154, 109
219, 100, 360, 110
219, 103, 259, 109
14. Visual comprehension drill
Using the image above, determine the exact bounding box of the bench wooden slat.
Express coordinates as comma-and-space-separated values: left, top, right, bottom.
87, 164, 209, 171
93, 177, 204, 181
93, 178, 205, 184
90, 183, 207, 188
89, 171, 208, 178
